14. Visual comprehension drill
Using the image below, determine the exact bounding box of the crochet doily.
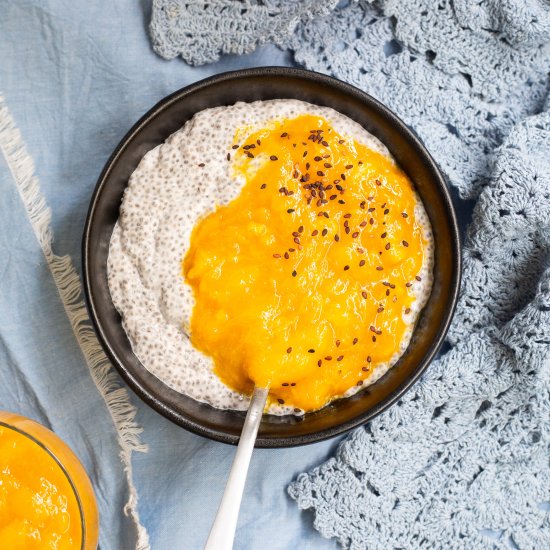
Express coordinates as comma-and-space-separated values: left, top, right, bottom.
149, 1, 550, 547
288, 101, 550, 548
149, 0, 339, 64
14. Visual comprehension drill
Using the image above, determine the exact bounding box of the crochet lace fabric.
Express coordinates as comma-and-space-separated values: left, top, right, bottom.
149, 1, 550, 547
149, 0, 339, 65
288, 102, 550, 549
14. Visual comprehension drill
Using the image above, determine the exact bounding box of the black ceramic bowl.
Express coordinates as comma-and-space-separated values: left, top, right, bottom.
83, 67, 460, 447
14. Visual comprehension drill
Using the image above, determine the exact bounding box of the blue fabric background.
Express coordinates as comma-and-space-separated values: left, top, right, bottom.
0, 1, 350, 548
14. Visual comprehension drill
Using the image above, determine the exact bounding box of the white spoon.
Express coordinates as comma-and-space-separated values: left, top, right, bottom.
204, 386, 269, 550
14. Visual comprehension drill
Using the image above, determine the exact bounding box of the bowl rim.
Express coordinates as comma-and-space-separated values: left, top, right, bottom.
82, 66, 461, 447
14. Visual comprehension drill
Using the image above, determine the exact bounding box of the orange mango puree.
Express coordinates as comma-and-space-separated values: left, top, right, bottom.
184, 114, 428, 411
0, 412, 98, 549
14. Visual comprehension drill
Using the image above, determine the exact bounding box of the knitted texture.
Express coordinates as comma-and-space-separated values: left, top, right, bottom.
149, 1, 550, 547
288, 104, 550, 548
286, 0, 549, 199
149, 0, 338, 65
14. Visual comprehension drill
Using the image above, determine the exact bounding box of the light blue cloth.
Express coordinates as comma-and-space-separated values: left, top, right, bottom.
0, 1, 339, 548
2, 1, 548, 550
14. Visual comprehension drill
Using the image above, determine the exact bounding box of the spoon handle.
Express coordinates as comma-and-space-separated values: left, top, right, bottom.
204, 386, 268, 550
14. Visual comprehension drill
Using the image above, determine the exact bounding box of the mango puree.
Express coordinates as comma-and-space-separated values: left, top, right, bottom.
0, 412, 98, 549
184, 115, 428, 411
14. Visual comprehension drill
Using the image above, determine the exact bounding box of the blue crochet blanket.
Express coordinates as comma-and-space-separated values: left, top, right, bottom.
151, 1, 550, 547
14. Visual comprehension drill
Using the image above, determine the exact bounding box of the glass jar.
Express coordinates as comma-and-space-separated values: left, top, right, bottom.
0, 411, 99, 549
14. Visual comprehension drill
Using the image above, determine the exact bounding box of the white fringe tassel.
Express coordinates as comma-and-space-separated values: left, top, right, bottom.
0, 95, 150, 550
